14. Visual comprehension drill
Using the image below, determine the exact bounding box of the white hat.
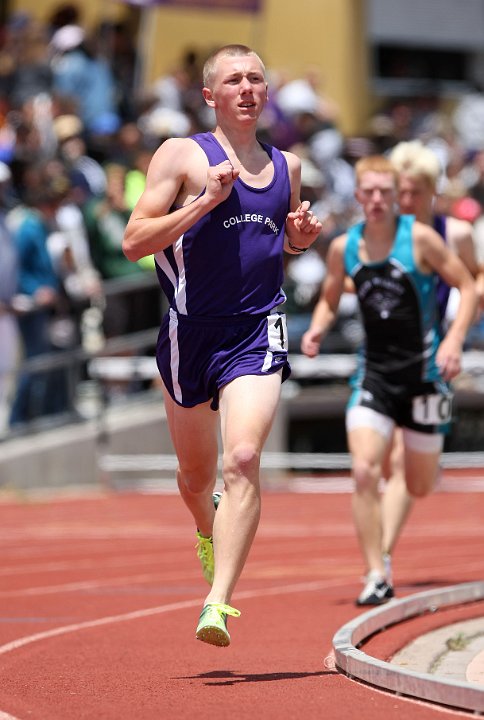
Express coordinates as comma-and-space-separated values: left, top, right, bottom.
51, 24, 85, 52
0, 162, 11, 183
138, 107, 191, 138
276, 79, 318, 117
300, 158, 325, 188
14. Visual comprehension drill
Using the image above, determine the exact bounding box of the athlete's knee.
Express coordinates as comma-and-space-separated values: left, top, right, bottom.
406, 468, 439, 498
406, 463, 440, 498
352, 457, 381, 492
407, 482, 431, 499
409, 486, 428, 499
224, 442, 260, 481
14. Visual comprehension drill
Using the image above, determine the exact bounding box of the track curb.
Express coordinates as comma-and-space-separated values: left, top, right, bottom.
333, 581, 484, 713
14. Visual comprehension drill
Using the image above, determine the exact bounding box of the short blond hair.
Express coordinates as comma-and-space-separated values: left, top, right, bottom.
354, 155, 398, 185
389, 140, 442, 189
202, 44, 265, 88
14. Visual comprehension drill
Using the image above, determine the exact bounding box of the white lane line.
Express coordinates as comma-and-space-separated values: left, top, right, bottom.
0, 573, 173, 598
0, 574, 473, 720
0, 577, 349, 659
1, 574, 480, 719
0, 554, 173, 577
1, 553, 483, 599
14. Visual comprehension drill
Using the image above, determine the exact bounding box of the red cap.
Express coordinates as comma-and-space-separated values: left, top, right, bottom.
451, 197, 482, 223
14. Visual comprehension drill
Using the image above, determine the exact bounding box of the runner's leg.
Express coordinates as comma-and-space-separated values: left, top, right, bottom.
162, 385, 219, 538
206, 371, 282, 605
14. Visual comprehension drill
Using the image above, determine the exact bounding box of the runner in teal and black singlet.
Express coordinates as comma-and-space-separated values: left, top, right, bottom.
301, 155, 477, 607
345, 213, 451, 436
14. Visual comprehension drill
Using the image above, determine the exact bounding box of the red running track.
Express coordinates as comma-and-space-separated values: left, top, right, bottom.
0, 470, 483, 720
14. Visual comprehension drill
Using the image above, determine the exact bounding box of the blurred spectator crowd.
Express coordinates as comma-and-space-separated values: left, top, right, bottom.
2, 3, 484, 436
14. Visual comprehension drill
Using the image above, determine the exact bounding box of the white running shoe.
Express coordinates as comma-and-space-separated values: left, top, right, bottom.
356, 569, 394, 606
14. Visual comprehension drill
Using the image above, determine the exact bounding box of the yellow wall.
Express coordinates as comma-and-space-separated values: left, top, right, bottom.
264, 0, 371, 134
9, 0, 370, 135
10, 0, 127, 28
141, 6, 258, 84
144, 0, 370, 135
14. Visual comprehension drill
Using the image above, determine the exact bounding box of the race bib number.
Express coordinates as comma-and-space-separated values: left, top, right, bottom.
412, 393, 453, 425
267, 313, 287, 352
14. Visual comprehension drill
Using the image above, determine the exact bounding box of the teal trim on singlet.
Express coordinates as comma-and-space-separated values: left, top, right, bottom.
344, 215, 442, 384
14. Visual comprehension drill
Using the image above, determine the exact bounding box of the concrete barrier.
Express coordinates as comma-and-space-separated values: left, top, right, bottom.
0, 388, 290, 492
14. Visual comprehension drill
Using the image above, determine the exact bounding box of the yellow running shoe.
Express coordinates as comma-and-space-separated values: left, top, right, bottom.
195, 532, 214, 584
195, 603, 241, 647
195, 492, 222, 585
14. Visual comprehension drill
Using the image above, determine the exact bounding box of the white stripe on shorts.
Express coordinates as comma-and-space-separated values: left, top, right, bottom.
261, 350, 273, 372
154, 235, 187, 315
168, 309, 182, 404
172, 235, 187, 314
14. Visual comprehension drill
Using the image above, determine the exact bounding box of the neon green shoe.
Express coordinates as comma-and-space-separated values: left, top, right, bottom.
195, 532, 214, 584
195, 492, 223, 585
195, 603, 241, 647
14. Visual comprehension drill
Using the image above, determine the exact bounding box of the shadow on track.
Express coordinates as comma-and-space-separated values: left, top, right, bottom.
176, 669, 333, 685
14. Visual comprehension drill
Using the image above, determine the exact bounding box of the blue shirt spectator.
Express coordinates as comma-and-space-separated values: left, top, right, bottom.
15, 211, 59, 296
50, 24, 119, 135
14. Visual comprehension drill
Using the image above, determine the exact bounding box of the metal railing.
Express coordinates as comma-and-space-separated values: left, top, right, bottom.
2, 273, 163, 438
3, 270, 484, 445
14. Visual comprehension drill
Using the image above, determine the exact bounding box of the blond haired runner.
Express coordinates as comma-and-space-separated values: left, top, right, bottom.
123, 45, 321, 645
381, 141, 484, 586
302, 155, 477, 606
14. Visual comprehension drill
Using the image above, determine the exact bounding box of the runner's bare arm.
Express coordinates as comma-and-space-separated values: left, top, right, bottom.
416, 222, 477, 379
123, 138, 239, 261
447, 215, 484, 313
282, 151, 322, 253
300, 234, 347, 357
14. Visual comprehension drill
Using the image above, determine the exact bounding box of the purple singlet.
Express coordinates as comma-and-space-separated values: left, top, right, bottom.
154, 133, 292, 408
154, 132, 291, 318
